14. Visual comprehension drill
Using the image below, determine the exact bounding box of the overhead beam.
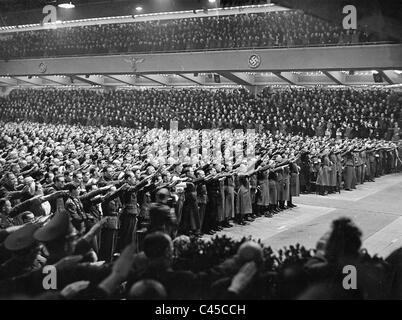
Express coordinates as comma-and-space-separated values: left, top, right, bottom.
218, 72, 254, 86
140, 74, 169, 86
106, 75, 136, 86
0, 77, 17, 86
13, 76, 43, 85
178, 73, 205, 85
39, 75, 71, 85
73, 75, 104, 86
273, 72, 299, 85
2, 45, 400, 76
377, 70, 401, 84
323, 71, 346, 85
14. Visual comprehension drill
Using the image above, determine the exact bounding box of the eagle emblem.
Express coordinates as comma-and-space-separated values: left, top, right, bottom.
124, 57, 145, 72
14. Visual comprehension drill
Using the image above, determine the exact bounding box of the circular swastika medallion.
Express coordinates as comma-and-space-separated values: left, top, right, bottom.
248, 54, 261, 69
38, 62, 47, 73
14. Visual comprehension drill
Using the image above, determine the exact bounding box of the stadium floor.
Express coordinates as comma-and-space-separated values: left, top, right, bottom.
206, 172, 402, 258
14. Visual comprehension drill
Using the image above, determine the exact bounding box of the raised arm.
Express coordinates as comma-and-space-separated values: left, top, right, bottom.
79, 186, 111, 201
41, 190, 69, 203
9, 194, 48, 218
102, 183, 129, 203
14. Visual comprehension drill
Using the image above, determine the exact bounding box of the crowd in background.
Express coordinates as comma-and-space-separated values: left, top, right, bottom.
0, 0, 400, 302
1, 87, 400, 140
0, 116, 400, 299
0, 82, 401, 300
0, 10, 382, 59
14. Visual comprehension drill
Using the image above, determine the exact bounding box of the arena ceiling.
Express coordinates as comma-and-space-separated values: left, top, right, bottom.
0, 1, 400, 90
1, 70, 401, 90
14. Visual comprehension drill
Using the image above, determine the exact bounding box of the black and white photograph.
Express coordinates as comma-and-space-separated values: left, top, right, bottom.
0, 0, 401, 309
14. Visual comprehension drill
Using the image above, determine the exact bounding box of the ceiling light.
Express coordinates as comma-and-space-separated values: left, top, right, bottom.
135, 6, 143, 12
58, 2, 75, 9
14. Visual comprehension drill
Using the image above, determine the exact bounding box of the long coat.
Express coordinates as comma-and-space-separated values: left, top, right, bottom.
277, 170, 286, 201
316, 167, 323, 186
336, 154, 343, 186
224, 176, 235, 219
344, 159, 355, 189
217, 178, 225, 222
299, 158, 310, 189
322, 163, 330, 186
290, 173, 300, 196
283, 167, 290, 201
329, 155, 338, 187
268, 171, 278, 205
354, 154, 363, 185
249, 174, 258, 204
257, 171, 270, 206
317, 161, 330, 186
236, 185, 252, 216
181, 187, 200, 231
290, 163, 300, 197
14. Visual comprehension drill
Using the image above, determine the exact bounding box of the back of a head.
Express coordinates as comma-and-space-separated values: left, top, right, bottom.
143, 232, 172, 260
128, 279, 167, 300
325, 217, 362, 261
237, 241, 263, 263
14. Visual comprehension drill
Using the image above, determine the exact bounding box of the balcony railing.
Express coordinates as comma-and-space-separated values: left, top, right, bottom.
2, 41, 398, 61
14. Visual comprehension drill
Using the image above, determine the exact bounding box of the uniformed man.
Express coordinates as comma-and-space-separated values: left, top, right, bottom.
65, 182, 90, 234
149, 188, 177, 237
0, 222, 45, 280
343, 152, 355, 191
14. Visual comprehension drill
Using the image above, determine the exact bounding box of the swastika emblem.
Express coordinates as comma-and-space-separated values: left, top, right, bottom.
38, 62, 47, 73
248, 54, 261, 69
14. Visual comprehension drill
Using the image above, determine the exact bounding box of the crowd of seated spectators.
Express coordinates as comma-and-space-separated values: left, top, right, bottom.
1, 87, 400, 140
0, 10, 381, 59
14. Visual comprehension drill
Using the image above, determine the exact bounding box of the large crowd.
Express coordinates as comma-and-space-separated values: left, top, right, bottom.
0, 115, 400, 299
0, 0, 400, 304
1, 87, 400, 140
0, 10, 382, 59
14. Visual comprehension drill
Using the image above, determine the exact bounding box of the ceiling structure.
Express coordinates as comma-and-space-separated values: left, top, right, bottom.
0, 1, 400, 91
1, 70, 401, 90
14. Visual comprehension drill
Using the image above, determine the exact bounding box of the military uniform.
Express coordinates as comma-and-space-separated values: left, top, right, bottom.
0, 223, 44, 281
65, 196, 90, 234
118, 183, 146, 251
99, 191, 122, 262
290, 162, 300, 197
257, 170, 270, 208
223, 175, 235, 219
344, 154, 355, 190
149, 202, 177, 236
195, 179, 208, 230
329, 154, 337, 192
236, 182, 252, 217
